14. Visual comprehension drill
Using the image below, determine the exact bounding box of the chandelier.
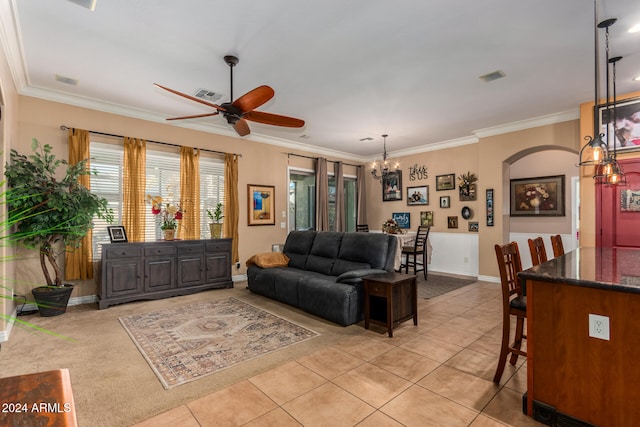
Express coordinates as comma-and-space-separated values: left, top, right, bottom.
371, 134, 399, 180
578, 2, 626, 185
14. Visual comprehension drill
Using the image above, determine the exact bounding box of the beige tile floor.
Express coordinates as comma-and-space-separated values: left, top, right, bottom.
133, 281, 541, 427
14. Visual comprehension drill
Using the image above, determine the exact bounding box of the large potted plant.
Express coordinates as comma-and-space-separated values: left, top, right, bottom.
4, 139, 113, 316
207, 203, 224, 238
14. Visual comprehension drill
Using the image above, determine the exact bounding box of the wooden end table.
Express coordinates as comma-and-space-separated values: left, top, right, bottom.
363, 272, 418, 337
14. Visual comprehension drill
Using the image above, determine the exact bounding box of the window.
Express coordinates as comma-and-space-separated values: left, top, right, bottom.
90, 142, 224, 258
288, 168, 357, 232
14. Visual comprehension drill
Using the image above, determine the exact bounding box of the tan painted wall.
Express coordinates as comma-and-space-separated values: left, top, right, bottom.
0, 40, 20, 333
365, 143, 480, 232
12, 96, 362, 300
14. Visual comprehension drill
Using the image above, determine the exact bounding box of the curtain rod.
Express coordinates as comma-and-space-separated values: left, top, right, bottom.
287, 152, 360, 168
60, 125, 242, 158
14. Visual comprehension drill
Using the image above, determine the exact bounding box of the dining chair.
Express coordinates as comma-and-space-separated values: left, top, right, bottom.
550, 234, 565, 257
494, 242, 527, 384
528, 237, 548, 266
401, 225, 430, 279
355, 224, 369, 232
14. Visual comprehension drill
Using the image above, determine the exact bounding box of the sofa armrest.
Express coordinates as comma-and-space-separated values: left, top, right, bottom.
336, 269, 388, 284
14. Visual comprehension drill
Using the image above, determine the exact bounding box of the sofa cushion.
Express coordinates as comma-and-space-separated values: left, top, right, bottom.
332, 233, 393, 275
336, 269, 388, 284
298, 277, 359, 326
306, 232, 343, 275
283, 230, 317, 269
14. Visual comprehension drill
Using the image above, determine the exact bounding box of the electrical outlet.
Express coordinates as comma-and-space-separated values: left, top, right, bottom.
589, 314, 610, 341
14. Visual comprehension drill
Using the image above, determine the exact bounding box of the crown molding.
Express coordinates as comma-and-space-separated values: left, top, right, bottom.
473, 110, 579, 138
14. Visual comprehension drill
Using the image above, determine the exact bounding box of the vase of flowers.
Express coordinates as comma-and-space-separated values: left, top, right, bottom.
382, 218, 404, 234
147, 194, 183, 240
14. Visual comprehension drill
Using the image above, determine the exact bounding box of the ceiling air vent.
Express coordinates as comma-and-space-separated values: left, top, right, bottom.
194, 89, 224, 103
479, 70, 506, 83
55, 74, 79, 86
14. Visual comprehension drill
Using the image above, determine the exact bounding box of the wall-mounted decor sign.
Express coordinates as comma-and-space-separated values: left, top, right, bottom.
407, 185, 428, 205
392, 212, 411, 229
486, 189, 494, 226
248, 184, 275, 226
436, 174, 455, 191
382, 171, 403, 202
510, 175, 565, 217
420, 211, 434, 227
599, 96, 640, 154
408, 164, 428, 181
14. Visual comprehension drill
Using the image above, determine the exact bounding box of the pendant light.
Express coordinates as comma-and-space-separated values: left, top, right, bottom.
371, 134, 399, 180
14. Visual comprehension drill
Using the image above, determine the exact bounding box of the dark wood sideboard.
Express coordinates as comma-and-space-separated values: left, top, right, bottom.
99, 238, 233, 309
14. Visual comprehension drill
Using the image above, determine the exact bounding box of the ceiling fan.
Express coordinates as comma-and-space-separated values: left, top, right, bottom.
154, 55, 305, 137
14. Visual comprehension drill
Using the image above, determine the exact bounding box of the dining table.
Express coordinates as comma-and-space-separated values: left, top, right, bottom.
381, 231, 432, 271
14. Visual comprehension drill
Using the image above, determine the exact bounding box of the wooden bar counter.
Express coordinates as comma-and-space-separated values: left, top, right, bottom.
519, 247, 640, 427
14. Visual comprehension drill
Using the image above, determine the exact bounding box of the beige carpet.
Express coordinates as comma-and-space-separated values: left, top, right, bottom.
119, 297, 319, 389
0, 284, 364, 427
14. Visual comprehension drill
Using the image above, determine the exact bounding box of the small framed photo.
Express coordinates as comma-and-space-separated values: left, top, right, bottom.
382, 171, 403, 202
248, 184, 276, 226
407, 185, 428, 206
468, 222, 479, 232
107, 226, 128, 243
420, 211, 434, 227
440, 196, 450, 208
436, 174, 456, 191
447, 216, 458, 229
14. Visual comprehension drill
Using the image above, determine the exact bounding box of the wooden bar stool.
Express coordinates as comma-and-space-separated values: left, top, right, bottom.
494, 242, 527, 384
550, 234, 565, 257
528, 237, 548, 266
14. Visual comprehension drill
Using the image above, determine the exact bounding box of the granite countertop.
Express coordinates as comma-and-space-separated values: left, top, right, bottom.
518, 247, 640, 294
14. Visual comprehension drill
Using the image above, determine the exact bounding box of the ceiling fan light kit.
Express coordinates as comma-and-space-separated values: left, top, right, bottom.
155, 55, 304, 137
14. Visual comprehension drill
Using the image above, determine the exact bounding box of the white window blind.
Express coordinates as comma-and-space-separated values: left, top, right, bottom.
90, 142, 225, 259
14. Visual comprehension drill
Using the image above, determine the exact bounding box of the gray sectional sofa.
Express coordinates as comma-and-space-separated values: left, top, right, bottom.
247, 230, 397, 326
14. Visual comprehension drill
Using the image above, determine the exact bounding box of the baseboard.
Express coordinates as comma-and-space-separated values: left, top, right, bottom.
0, 306, 18, 342
478, 275, 500, 283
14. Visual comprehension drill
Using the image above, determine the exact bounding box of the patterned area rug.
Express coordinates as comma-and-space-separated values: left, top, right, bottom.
119, 297, 319, 389
417, 273, 477, 299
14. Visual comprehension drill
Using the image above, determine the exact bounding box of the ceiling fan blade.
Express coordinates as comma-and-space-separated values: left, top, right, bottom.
232, 85, 274, 113
233, 118, 251, 137
244, 111, 305, 128
165, 112, 219, 121
154, 83, 225, 112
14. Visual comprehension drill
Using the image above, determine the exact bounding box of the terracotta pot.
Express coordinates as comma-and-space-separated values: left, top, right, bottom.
163, 228, 176, 241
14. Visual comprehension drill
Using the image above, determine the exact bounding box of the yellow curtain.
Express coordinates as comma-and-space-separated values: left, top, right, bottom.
180, 146, 200, 240
224, 153, 240, 263
123, 137, 146, 242
65, 128, 93, 280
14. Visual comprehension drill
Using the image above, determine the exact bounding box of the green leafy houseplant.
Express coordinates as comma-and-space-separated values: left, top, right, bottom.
207, 203, 224, 238
4, 139, 113, 289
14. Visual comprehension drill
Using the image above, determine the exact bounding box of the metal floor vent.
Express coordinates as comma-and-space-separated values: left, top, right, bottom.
194, 89, 224, 103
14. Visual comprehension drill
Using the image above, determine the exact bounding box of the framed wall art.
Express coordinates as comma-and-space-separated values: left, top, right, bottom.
392, 212, 411, 229
440, 196, 450, 208
621, 189, 640, 212
510, 175, 565, 217
107, 226, 128, 243
447, 216, 458, 229
420, 211, 434, 227
248, 184, 275, 226
599, 96, 640, 154
407, 185, 428, 205
382, 171, 403, 202
486, 188, 494, 226
436, 173, 455, 191
468, 222, 479, 232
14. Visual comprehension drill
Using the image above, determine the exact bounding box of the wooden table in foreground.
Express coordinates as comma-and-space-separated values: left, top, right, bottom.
0, 368, 78, 426
519, 247, 640, 427
363, 272, 417, 337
